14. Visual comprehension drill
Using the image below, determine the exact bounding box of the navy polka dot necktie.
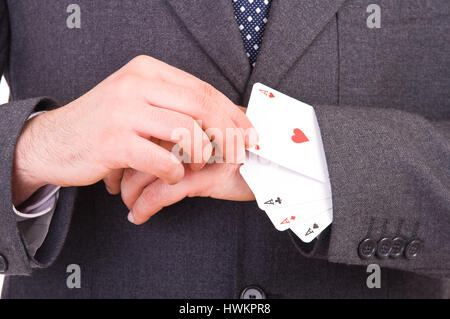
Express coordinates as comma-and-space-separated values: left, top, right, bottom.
233, 0, 272, 68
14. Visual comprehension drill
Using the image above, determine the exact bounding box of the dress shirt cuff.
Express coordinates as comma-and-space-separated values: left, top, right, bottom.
13, 184, 61, 220
16, 192, 59, 257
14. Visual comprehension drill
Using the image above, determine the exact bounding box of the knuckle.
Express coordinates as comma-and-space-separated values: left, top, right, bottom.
129, 55, 152, 68
115, 74, 139, 97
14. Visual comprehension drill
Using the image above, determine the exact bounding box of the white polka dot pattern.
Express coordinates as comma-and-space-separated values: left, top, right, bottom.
233, 0, 272, 67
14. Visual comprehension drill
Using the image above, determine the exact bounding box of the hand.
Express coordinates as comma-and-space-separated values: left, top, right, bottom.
120, 163, 254, 225
12, 55, 255, 206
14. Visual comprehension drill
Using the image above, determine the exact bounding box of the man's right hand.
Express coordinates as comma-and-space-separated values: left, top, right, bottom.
11, 55, 255, 206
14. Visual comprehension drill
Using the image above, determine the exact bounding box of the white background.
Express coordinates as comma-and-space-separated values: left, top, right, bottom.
0, 76, 10, 295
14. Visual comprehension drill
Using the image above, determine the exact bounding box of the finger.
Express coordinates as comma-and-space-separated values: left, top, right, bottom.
103, 169, 124, 195
238, 106, 247, 113
134, 80, 246, 162
122, 136, 185, 185
238, 105, 259, 148
120, 168, 157, 209
128, 163, 253, 225
155, 138, 206, 171
128, 173, 200, 225
145, 57, 255, 133
124, 56, 255, 141
130, 103, 213, 167
159, 71, 256, 145
128, 163, 254, 225
123, 55, 204, 87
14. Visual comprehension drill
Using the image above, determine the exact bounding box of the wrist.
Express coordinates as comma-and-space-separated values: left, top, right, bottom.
12, 115, 50, 206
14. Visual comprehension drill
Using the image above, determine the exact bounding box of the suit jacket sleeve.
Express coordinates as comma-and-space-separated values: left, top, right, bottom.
292, 104, 450, 279
0, 1, 77, 275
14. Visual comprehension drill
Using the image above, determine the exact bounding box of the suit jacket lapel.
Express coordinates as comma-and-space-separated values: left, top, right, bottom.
246, 0, 348, 99
166, 0, 251, 94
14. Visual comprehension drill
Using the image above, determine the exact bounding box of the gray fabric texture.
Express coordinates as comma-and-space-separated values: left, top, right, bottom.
0, 0, 449, 298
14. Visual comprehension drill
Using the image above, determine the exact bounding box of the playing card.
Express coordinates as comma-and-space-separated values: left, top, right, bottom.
266, 196, 333, 221
243, 152, 332, 211
289, 208, 333, 243
246, 83, 330, 184
239, 83, 333, 243
240, 164, 290, 231
263, 197, 333, 229
241, 158, 333, 232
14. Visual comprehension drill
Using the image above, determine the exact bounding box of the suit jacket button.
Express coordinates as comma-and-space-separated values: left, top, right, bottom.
390, 237, 406, 258
358, 238, 377, 259
240, 286, 266, 299
376, 238, 392, 259
405, 239, 422, 259
0, 254, 8, 273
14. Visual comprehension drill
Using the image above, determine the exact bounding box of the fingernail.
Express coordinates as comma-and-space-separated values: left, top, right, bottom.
127, 211, 136, 224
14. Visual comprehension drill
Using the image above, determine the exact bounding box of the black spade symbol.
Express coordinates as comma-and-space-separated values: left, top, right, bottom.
313, 223, 319, 229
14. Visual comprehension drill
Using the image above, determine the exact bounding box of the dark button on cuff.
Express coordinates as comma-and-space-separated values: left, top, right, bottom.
376, 238, 392, 259
240, 286, 266, 299
405, 239, 422, 259
358, 238, 377, 259
0, 254, 8, 273
390, 237, 406, 258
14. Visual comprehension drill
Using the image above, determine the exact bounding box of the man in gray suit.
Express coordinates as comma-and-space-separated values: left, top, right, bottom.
1, 0, 449, 298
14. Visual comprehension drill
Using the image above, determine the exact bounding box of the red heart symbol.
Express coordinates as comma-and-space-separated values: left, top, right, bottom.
291, 128, 309, 144
269, 92, 275, 98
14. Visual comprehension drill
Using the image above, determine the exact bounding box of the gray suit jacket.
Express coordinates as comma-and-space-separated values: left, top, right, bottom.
1, 0, 449, 298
